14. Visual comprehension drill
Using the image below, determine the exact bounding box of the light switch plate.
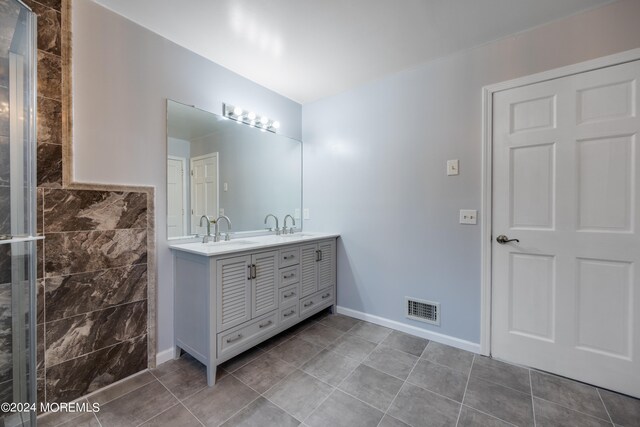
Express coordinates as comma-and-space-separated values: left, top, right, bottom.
447, 159, 459, 176
223, 182, 228, 192
303, 208, 310, 220
459, 209, 477, 224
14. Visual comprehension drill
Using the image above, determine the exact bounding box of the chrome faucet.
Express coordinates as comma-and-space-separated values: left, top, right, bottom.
199, 215, 212, 243
214, 215, 232, 242
264, 214, 280, 235
283, 214, 296, 234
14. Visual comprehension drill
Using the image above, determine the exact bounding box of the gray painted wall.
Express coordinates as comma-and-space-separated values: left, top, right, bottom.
302, 0, 640, 344
72, 0, 302, 353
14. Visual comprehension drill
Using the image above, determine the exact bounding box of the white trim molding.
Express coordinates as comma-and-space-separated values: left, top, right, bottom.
479, 48, 640, 357
336, 306, 481, 354
156, 347, 176, 366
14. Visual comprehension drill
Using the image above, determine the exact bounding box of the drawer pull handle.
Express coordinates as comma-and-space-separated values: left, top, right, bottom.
226, 334, 243, 343
283, 310, 295, 318
322, 293, 331, 299
283, 274, 294, 279
284, 255, 294, 260
259, 320, 273, 329
304, 301, 314, 308
283, 292, 296, 299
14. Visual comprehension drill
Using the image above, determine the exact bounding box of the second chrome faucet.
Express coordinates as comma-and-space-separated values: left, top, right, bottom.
264, 213, 296, 235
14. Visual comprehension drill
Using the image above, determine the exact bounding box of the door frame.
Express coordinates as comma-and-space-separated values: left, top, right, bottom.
479, 48, 640, 356
167, 155, 188, 237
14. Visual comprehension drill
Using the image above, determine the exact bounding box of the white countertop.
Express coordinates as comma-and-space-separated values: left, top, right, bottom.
169, 232, 339, 257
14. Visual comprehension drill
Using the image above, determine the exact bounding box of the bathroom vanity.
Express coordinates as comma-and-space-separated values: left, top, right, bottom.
170, 233, 338, 385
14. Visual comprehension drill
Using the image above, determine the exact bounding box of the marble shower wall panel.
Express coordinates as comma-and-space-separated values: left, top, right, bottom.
44, 300, 147, 367
44, 228, 147, 277
0, 281, 12, 384
45, 264, 146, 321
45, 334, 147, 403
43, 189, 147, 232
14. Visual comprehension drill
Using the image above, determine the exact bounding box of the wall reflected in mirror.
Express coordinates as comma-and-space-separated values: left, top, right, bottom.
167, 100, 302, 239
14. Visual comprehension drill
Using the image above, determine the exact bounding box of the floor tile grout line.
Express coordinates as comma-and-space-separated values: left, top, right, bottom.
301, 332, 385, 424
92, 411, 103, 427
460, 404, 519, 427
596, 388, 616, 426
531, 394, 615, 424
471, 370, 533, 397
376, 343, 421, 427
530, 369, 537, 427
88, 370, 156, 407
455, 354, 475, 427
150, 371, 206, 427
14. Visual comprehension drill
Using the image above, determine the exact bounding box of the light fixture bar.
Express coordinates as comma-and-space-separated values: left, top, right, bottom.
223, 103, 281, 133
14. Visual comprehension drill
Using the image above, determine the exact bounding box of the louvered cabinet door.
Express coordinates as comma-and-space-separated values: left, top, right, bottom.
300, 244, 318, 297
217, 255, 252, 332
317, 240, 336, 291
251, 251, 279, 318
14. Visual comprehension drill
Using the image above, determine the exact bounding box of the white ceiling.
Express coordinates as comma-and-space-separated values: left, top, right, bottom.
92, 0, 612, 104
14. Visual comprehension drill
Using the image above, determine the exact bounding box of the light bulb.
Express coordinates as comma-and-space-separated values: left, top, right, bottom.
233, 106, 243, 116
260, 116, 268, 125
248, 111, 256, 120
272, 121, 280, 129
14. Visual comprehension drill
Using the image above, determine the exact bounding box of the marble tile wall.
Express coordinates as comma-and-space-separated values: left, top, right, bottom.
16, 0, 153, 405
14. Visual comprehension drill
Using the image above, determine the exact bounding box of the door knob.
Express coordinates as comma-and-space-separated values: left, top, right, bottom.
496, 235, 520, 244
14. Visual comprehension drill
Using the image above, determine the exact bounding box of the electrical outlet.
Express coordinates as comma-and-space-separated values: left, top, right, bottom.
219, 208, 225, 216
459, 209, 477, 224
294, 208, 301, 220
223, 182, 228, 192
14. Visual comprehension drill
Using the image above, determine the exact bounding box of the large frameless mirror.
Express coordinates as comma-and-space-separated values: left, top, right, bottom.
166, 100, 302, 239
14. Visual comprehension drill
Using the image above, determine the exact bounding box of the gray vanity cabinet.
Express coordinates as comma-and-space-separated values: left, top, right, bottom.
172, 235, 338, 387
216, 251, 279, 332
301, 240, 336, 297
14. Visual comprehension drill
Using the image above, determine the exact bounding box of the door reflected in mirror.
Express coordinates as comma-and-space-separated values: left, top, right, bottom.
167, 100, 302, 239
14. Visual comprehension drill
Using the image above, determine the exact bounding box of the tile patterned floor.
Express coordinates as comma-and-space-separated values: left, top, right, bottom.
37, 310, 640, 427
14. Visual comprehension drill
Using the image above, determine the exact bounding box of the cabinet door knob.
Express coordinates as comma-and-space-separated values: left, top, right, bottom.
226, 334, 243, 343
259, 320, 273, 329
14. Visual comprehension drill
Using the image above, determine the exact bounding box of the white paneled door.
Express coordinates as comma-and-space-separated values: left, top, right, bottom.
167, 156, 185, 238
492, 60, 640, 397
191, 153, 219, 234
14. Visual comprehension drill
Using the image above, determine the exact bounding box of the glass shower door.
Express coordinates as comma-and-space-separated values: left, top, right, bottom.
0, 1, 38, 426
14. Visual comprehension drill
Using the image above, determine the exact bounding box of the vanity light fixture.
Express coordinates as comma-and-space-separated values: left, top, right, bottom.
223, 103, 280, 133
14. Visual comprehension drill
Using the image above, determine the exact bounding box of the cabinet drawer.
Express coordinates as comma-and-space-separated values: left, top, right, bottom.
279, 247, 300, 268
300, 288, 334, 317
217, 312, 278, 358
279, 265, 300, 288
279, 304, 299, 325
279, 284, 300, 307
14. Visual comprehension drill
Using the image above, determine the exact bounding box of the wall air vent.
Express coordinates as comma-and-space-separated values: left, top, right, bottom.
405, 297, 440, 326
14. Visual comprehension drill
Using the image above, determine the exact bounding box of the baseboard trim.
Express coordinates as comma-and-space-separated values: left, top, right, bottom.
336, 306, 481, 354
156, 347, 176, 366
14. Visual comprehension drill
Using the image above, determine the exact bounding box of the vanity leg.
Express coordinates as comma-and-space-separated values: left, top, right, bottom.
207, 364, 217, 387
173, 346, 182, 360
330, 304, 337, 314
